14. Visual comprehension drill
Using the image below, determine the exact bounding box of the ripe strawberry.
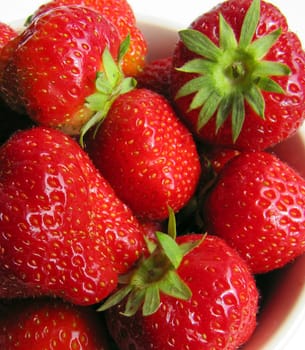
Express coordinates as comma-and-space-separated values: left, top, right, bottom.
30, 0, 147, 77
202, 150, 305, 274
137, 56, 172, 98
0, 298, 111, 349
85, 88, 201, 221
204, 146, 241, 174
100, 214, 258, 350
0, 22, 17, 50
0, 127, 144, 305
171, 0, 305, 150
0, 5, 122, 135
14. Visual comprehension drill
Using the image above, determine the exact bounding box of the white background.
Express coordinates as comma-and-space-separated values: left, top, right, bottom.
1, 0, 305, 41
1, 0, 305, 349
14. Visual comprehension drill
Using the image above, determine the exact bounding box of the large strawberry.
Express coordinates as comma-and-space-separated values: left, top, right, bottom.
0, 5, 126, 135
202, 150, 305, 274
100, 212, 258, 350
85, 88, 201, 221
0, 127, 144, 305
171, 0, 305, 150
30, 0, 147, 77
0, 298, 111, 349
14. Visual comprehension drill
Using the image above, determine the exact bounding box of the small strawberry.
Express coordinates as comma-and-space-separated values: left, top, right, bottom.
203, 150, 305, 274
85, 88, 201, 221
30, 0, 147, 77
0, 298, 111, 349
137, 56, 172, 98
171, 0, 305, 150
0, 127, 144, 305
100, 210, 258, 350
0, 5, 124, 135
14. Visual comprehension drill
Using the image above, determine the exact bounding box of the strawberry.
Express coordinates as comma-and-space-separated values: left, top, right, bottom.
0, 298, 111, 349
0, 126, 144, 305
0, 22, 18, 51
85, 88, 201, 221
30, 0, 147, 77
202, 150, 305, 274
137, 56, 172, 98
171, 0, 305, 150
100, 211, 258, 350
0, 5, 123, 135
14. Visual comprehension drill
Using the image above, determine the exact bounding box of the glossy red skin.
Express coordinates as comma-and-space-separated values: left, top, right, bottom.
0, 298, 111, 349
105, 234, 258, 350
137, 56, 173, 98
0, 127, 144, 305
1, 6, 120, 135
32, 0, 147, 76
85, 88, 201, 221
203, 151, 305, 274
0, 22, 18, 50
171, 0, 305, 150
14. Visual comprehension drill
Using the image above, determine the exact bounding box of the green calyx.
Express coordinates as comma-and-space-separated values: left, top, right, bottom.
79, 35, 137, 147
98, 207, 203, 317
175, 0, 291, 142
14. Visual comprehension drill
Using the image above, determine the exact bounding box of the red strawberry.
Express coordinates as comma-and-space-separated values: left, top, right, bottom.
0, 5, 122, 135
100, 214, 258, 350
0, 127, 144, 305
205, 146, 241, 174
203, 150, 305, 274
0, 22, 18, 50
85, 88, 201, 221
30, 0, 147, 77
171, 0, 305, 150
0, 298, 111, 349
137, 56, 172, 98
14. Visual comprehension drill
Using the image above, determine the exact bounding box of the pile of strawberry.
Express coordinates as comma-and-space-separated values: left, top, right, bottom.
1, 0, 305, 349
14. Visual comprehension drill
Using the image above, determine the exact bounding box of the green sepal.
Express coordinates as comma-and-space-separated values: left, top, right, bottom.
179, 29, 221, 61
158, 270, 192, 302
219, 14, 237, 50
156, 231, 183, 269
239, 0, 260, 48
231, 92, 245, 142
97, 285, 133, 312
79, 36, 136, 147
122, 288, 146, 317
97, 208, 203, 317
142, 284, 160, 316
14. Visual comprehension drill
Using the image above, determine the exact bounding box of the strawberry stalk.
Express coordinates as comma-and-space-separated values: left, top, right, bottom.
98, 208, 203, 316
175, 0, 290, 142
80, 35, 137, 146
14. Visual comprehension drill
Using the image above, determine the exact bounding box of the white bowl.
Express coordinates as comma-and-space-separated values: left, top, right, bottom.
2, 1, 305, 349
